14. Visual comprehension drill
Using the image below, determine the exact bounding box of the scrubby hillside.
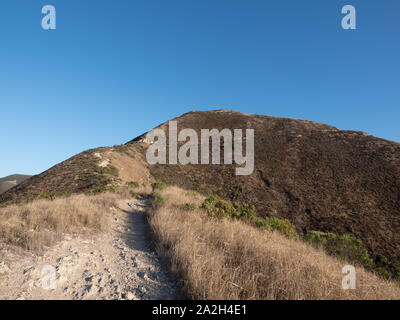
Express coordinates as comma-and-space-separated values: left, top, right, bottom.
0, 174, 31, 194
148, 185, 400, 300
0, 144, 151, 206
134, 110, 400, 279
1, 109, 400, 280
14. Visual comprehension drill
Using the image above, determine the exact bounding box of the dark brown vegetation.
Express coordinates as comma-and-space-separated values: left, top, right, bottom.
0, 145, 145, 205
136, 110, 400, 279
0, 149, 110, 205
1, 110, 400, 280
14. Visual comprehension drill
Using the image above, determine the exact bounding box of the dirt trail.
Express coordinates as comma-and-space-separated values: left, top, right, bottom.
0, 197, 180, 300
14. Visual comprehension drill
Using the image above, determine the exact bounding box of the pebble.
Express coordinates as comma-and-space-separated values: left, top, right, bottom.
23, 266, 35, 275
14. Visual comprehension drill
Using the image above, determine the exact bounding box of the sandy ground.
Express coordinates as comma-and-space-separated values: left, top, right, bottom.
0, 197, 180, 300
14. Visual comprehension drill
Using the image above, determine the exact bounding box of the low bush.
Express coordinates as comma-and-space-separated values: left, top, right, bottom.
254, 216, 298, 239
100, 165, 119, 177
126, 181, 139, 188
304, 231, 373, 268
151, 192, 165, 208
148, 186, 400, 300
152, 181, 168, 192
130, 190, 137, 198
202, 195, 256, 220
202, 195, 298, 239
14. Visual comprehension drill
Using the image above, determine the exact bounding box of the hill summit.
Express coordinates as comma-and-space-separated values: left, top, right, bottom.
1, 110, 400, 275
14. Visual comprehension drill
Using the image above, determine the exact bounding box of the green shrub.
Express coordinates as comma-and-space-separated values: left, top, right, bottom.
86, 184, 117, 195
237, 203, 256, 220
202, 195, 256, 219
251, 216, 297, 238
78, 172, 112, 185
214, 200, 237, 217
184, 203, 198, 211
202, 195, 297, 239
304, 230, 328, 246
37, 191, 51, 199
257, 217, 298, 239
394, 265, 400, 277
304, 231, 373, 267
376, 255, 389, 266
104, 166, 119, 177
126, 181, 139, 188
93, 165, 120, 178
152, 181, 167, 192
151, 192, 164, 208
377, 268, 391, 279
130, 190, 137, 198
373, 258, 400, 281
202, 195, 234, 217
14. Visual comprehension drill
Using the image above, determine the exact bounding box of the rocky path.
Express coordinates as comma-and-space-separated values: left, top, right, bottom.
0, 197, 180, 300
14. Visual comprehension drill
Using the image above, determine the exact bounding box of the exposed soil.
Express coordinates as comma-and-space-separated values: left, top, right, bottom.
0, 197, 179, 300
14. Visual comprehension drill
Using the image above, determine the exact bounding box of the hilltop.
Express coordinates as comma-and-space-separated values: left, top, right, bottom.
1, 110, 400, 278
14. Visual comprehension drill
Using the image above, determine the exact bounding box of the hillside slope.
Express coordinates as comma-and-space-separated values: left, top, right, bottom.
147, 185, 400, 299
1, 110, 399, 276
135, 110, 400, 273
0, 174, 31, 194
0, 145, 151, 205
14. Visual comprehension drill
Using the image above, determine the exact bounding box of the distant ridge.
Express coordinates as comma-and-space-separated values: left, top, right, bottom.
0, 174, 32, 194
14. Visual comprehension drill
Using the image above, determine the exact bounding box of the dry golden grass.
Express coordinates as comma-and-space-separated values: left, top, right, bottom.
148, 186, 400, 300
0, 193, 119, 252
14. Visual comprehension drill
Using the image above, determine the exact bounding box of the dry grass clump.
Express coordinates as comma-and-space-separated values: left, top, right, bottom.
148, 186, 400, 300
0, 193, 118, 252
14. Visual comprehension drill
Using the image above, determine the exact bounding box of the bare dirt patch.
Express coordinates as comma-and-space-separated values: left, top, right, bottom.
0, 197, 179, 300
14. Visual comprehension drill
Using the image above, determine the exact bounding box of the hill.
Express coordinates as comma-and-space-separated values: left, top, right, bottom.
0, 174, 31, 194
1, 110, 399, 278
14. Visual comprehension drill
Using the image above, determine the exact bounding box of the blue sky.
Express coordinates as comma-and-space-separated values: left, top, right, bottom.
0, 0, 399, 177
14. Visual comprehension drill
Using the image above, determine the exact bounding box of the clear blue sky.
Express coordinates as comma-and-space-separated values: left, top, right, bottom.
0, 0, 399, 177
